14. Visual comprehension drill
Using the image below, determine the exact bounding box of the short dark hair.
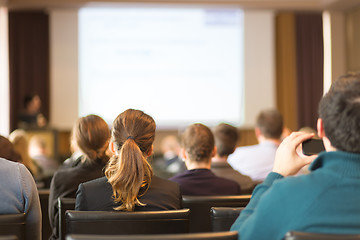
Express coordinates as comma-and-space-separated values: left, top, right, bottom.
214, 123, 239, 157
319, 73, 360, 153
256, 109, 283, 139
181, 123, 214, 163
23, 94, 37, 108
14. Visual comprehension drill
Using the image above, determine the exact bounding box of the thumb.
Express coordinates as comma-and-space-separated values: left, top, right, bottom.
303, 155, 317, 165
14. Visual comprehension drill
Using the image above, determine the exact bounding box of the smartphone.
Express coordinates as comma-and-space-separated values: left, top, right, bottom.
302, 139, 325, 156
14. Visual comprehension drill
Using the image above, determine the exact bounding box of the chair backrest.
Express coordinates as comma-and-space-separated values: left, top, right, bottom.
58, 197, 76, 240
182, 195, 251, 233
66, 231, 238, 240
284, 231, 360, 240
0, 213, 25, 240
0, 236, 18, 240
38, 188, 52, 240
65, 209, 190, 236
210, 207, 243, 232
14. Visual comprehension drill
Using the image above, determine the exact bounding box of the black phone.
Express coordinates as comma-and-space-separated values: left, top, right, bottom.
302, 139, 325, 156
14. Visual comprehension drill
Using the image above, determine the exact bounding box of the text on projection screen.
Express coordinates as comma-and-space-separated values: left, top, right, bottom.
79, 7, 243, 128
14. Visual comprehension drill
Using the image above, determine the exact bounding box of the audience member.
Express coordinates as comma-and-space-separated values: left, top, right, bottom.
170, 123, 241, 196
231, 73, 360, 239
228, 109, 284, 181
211, 123, 256, 194
0, 135, 22, 162
0, 157, 41, 240
60, 136, 83, 169
153, 135, 186, 178
48, 114, 111, 240
29, 135, 59, 176
9, 129, 42, 179
18, 94, 47, 129
75, 109, 182, 211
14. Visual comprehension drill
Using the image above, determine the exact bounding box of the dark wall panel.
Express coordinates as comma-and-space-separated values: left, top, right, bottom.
9, 10, 49, 131
295, 13, 324, 129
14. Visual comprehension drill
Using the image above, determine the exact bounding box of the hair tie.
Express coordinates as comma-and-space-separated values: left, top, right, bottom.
127, 136, 135, 140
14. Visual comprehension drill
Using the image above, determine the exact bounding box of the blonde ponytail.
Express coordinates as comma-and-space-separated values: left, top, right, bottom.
105, 109, 156, 211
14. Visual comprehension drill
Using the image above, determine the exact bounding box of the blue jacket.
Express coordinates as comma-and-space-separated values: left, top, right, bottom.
231, 151, 360, 240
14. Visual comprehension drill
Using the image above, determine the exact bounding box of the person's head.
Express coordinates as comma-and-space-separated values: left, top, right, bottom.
256, 109, 283, 140
9, 129, 29, 154
214, 123, 239, 158
71, 114, 110, 163
181, 123, 215, 166
24, 94, 41, 113
9, 129, 38, 176
105, 109, 156, 211
0, 135, 22, 163
318, 73, 360, 153
160, 135, 180, 155
29, 135, 49, 156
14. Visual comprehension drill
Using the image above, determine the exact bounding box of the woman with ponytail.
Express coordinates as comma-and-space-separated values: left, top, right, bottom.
49, 114, 110, 240
75, 109, 182, 211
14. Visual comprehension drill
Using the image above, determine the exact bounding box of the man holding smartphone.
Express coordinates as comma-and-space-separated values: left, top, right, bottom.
231, 73, 360, 240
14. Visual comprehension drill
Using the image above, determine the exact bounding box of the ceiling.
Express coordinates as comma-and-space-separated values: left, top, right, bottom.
3, 0, 360, 11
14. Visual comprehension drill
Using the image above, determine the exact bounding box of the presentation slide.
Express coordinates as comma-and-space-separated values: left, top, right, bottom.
79, 7, 244, 128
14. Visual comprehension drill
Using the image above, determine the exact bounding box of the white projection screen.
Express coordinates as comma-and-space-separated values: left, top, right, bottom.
79, 6, 244, 128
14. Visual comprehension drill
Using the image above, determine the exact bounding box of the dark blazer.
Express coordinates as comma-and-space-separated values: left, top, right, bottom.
48, 157, 107, 240
211, 161, 256, 194
75, 175, 182, 211
169, 168, 242, 196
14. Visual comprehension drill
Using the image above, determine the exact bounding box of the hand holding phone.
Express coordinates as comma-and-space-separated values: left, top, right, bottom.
302, 139, 325, 156
273, 132, 317, 177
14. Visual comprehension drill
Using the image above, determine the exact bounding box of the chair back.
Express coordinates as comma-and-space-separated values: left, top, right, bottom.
284, 231, 360, 240
182, 195, 250, 232
0, 236, 18, 240
58, 197, 76, 240
210, 207, 243, 232
39, 188, 52, 240
66, 231, 238, 240
65, 209, 190, 236
0, 213, 25, 240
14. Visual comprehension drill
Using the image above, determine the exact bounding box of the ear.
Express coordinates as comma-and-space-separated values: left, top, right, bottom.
255, 127, 261, 138
211, 146, 217, 158
147, 145, 154, 157
317, 118, 325, 138
179, 148, 187, 160
109, 141, 116, 154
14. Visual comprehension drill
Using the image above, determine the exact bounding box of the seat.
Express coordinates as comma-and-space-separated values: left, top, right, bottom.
0, 213, 25, 240
58, 197, 76, 240
284, 231, 360, 240
66, 231, 238, 240
65, 209, 190, 236
210, 207, 244, 232
182, 195, 251, 232
39, 188, 52, 240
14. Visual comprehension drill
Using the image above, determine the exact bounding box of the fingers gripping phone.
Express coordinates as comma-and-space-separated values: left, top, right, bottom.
302, 139, 325, 156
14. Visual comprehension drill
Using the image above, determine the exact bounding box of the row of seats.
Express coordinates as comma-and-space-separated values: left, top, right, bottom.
0, 212, 360, 240
0, 208, 240, 240
59, 195, 251, 240
2, 212, 360, 240
65, 207, 244, 236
